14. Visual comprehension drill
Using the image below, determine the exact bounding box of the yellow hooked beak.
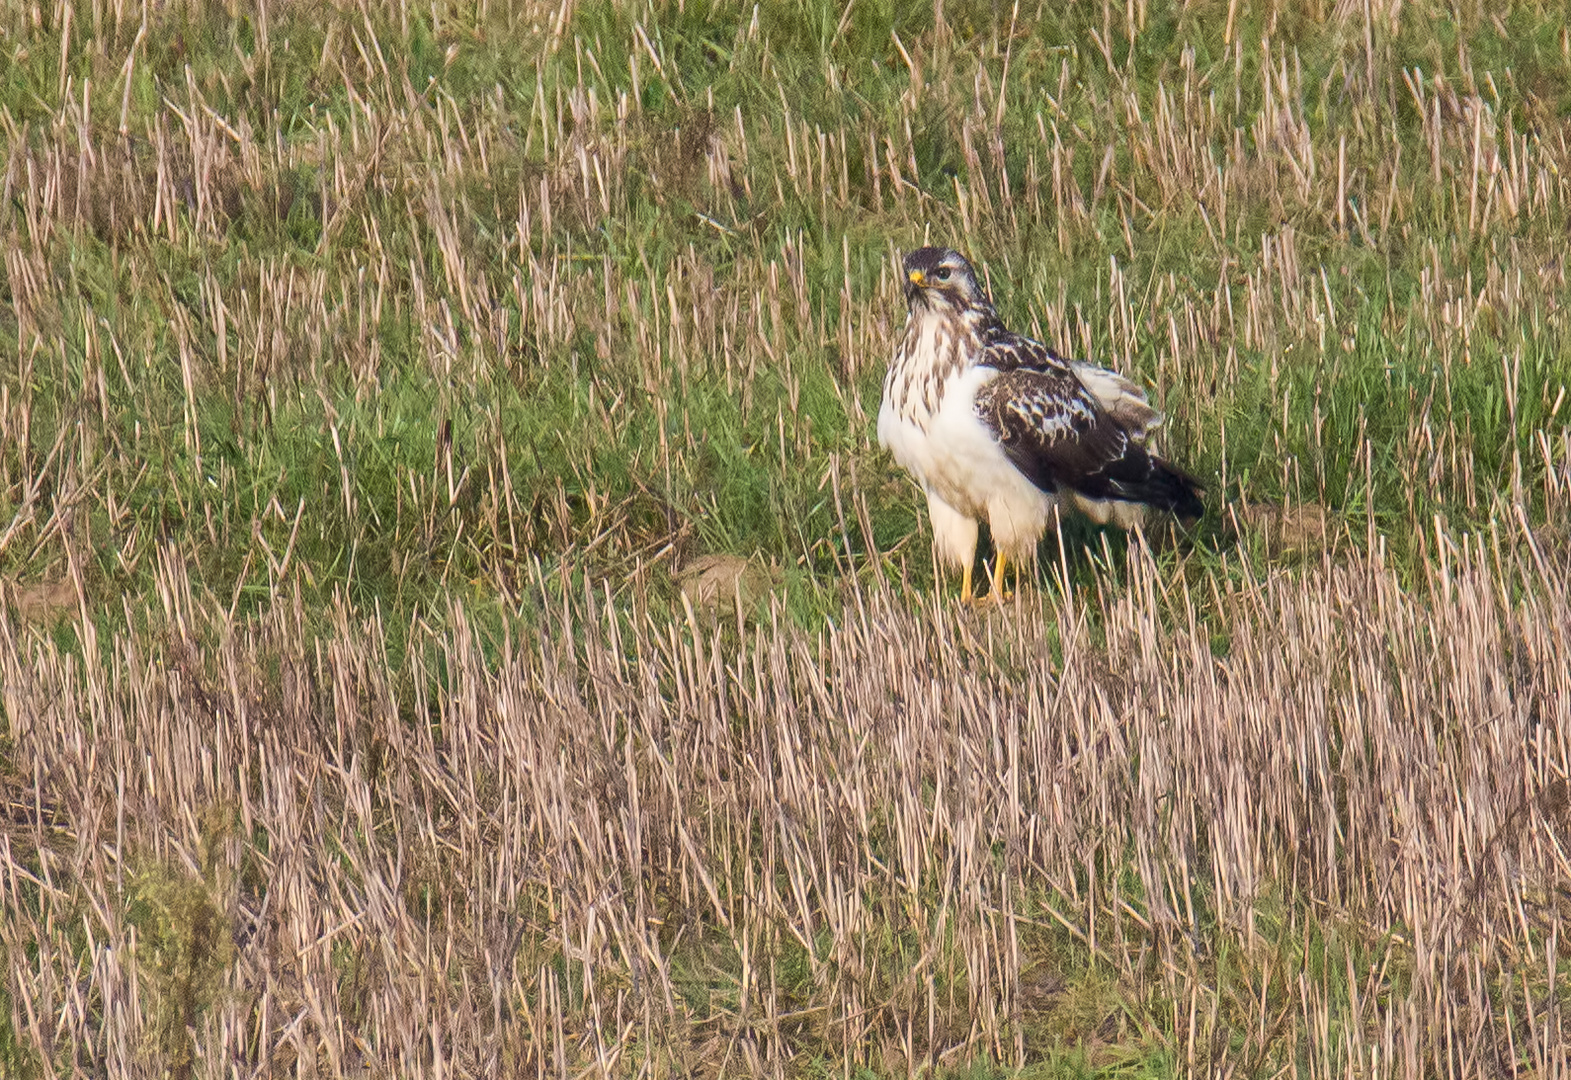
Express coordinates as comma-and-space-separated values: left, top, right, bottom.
908, 269, 926, 287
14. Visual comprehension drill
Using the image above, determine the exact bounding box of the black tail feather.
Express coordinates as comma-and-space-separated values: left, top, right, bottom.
1144, 456, 1205, 519
1092, 450, 1205, 520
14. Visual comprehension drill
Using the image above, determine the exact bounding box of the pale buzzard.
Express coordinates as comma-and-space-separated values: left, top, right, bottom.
878, 247, 1202, 601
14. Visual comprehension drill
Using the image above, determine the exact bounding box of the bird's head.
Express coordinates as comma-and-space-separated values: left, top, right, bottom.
902, 247, 991, 314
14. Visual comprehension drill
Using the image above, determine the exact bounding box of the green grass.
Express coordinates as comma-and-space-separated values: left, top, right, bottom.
0, 0, 1565, 636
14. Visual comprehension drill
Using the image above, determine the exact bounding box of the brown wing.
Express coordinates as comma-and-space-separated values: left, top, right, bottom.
978, 324, 1161, 440
977, 368, 1204, 516
976, 323, 1071, 375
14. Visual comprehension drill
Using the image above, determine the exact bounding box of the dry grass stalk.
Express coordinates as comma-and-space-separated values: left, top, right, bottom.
2, 524, 1568, 1076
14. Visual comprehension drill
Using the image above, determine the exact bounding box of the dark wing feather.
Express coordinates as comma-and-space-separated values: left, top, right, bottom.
977, 367, 1204, 518
975, 368, 1121, 493
976, 324, 1072, 376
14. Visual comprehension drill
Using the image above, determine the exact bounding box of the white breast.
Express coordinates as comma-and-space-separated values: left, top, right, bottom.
879, 365, 1039, 518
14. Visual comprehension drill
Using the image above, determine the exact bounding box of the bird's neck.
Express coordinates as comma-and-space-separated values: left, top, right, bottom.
887, 304, 984, 428
899, 307, 970, 373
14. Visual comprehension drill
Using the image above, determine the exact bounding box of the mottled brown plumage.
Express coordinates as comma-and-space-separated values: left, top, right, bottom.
877, 246, 1202, 600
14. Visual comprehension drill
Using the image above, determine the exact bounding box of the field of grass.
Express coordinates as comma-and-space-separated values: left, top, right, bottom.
2, 0, 1570, 1075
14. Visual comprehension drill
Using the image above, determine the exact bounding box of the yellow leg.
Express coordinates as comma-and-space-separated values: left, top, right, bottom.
990, 551, 1011, 603
960, 560, 974, 604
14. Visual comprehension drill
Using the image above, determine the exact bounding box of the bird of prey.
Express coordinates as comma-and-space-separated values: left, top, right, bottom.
878, 246, 1203, 602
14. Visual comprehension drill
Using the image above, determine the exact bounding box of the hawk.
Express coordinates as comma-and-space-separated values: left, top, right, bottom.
878, 246, 1203, 602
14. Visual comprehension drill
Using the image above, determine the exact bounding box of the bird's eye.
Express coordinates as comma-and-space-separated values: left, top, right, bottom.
935, 267, 951, 281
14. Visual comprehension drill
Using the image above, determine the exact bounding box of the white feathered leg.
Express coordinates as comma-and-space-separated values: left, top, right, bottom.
925, 493, 980, 601
986, 491, 1057, 601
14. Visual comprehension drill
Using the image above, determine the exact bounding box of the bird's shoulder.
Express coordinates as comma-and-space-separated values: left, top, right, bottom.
976, 322, 1073, 376
973, 322, 1095, 441
976, 367, 1104, 451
